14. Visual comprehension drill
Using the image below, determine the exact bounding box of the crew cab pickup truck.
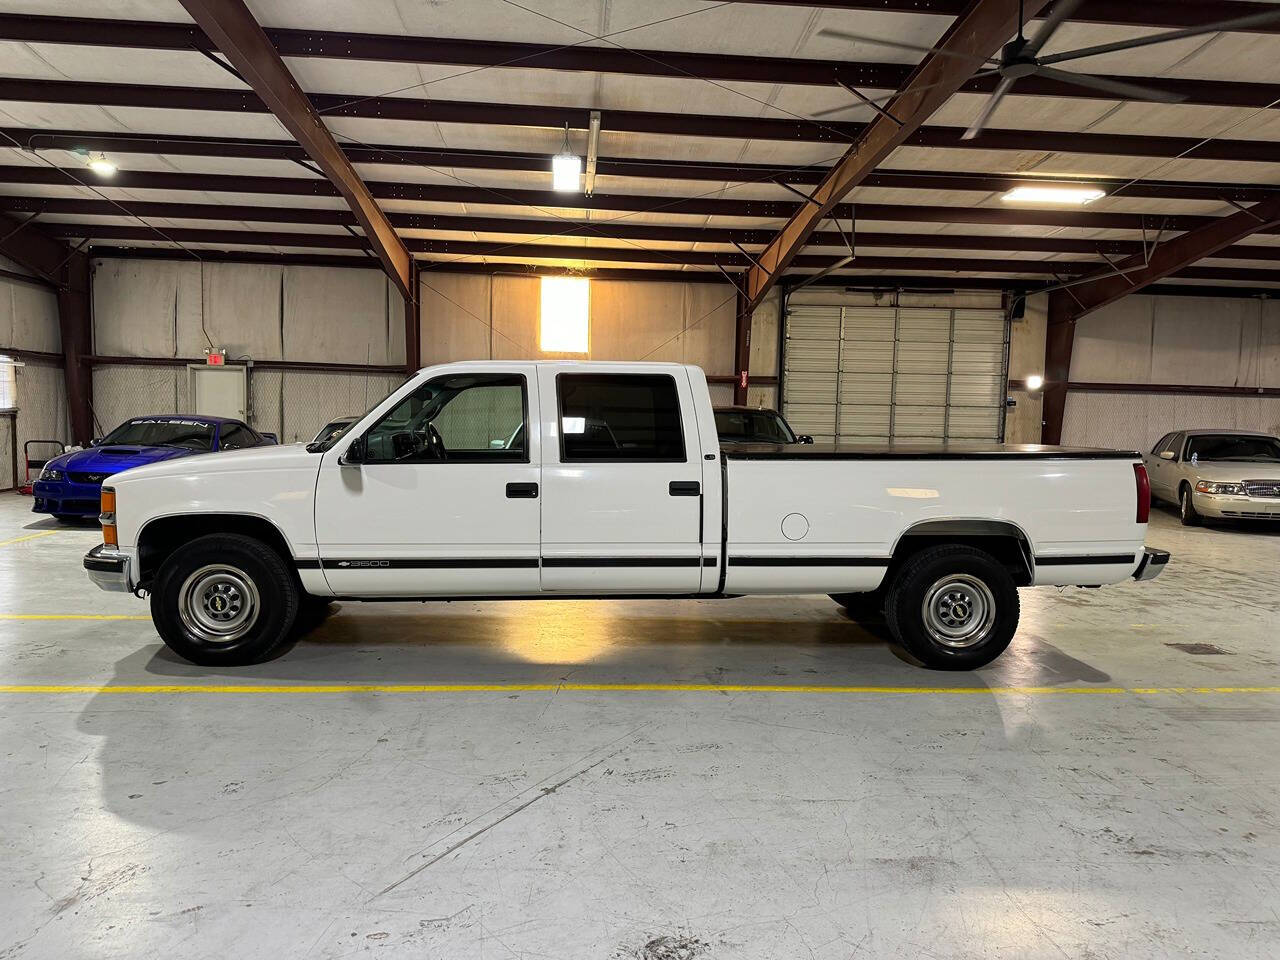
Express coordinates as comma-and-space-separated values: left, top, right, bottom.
84, 361, 1168, 669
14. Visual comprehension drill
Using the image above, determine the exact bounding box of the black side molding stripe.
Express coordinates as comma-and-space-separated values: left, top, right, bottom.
301, 557, 715, 570
543, 557, 702, 568
1035, 554, 1136, 566
728, 556, 887, 567
301, 558, 538, 569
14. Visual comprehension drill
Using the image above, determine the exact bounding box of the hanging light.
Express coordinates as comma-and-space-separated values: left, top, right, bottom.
86, 152, 117, 177
551, 124, 581, 193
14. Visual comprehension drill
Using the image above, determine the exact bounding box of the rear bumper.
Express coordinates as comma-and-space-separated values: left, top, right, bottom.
1132, 547, 1170, 581
84, 544, 135, 593
32, 479, 104, 517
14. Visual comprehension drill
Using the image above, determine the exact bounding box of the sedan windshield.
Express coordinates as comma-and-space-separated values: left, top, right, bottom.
1185, 434, 1280, 463
102, 418, 215, 451
714, 409, 795, 443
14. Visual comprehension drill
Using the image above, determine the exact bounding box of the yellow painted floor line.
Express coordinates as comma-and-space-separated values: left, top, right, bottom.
1, 683, 1278, 696
0, 614, 150, 621
0, 530, 60, 548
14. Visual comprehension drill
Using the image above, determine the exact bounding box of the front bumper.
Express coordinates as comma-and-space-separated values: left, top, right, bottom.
1192, 490, 1280, 520
84, 544, 134, 593
1132, 547, 1170, 581
32, 479, 104, 517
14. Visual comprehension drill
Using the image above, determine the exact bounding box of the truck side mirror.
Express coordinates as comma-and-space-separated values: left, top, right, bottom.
797, 435, 814, 444
340, 435, 367, 465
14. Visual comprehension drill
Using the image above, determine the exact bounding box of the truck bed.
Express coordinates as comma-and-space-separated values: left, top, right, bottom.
723, 443, 1141, 460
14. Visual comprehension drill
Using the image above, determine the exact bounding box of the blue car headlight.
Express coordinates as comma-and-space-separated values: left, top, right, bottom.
40, 467, 64, 481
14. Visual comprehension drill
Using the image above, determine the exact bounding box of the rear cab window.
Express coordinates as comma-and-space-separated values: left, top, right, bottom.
556, 373, 686, 462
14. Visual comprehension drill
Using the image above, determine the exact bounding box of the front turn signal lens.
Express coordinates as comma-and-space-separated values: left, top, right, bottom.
100, 487, 117, 547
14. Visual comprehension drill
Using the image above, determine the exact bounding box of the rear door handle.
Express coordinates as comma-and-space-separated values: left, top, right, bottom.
669, 481, 700, 497
506, 482, 539, 499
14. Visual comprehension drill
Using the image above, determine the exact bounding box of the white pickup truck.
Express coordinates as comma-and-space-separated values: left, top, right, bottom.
84, 361, 1168, 669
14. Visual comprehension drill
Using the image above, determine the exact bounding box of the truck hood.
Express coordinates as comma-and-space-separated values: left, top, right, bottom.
108, 442, 315, 484
46, 444, 196, 477
1186, 461, 1280, 482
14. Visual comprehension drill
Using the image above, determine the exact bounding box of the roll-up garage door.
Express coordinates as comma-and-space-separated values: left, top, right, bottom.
782, 302, 1009, 444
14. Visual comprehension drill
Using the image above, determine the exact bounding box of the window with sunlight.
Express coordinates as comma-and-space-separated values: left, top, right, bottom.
0, 354, 16, 410
539, 277, 589, 353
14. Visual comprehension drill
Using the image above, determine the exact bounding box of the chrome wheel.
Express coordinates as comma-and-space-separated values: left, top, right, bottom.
921, 574, 996, 648
177, 564, 261, 644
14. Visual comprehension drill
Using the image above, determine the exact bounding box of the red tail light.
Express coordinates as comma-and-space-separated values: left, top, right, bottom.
1134, 463, 1151, 524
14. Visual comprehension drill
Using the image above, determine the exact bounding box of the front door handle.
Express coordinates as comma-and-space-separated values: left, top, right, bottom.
669, 481, 700, 497
506, 482, 539, 499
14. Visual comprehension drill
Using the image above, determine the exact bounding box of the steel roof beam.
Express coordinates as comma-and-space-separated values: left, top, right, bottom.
37, 222, 1280, 284
4, 78, 1280, 163
13, 194, 1280, 262
744, 0, 1052, 307
1040, 192, 1280, 444
174, 0, 410, 298
8, 127, 1280, 203
0, 14, 1274, 110
3, 165, 1272, 235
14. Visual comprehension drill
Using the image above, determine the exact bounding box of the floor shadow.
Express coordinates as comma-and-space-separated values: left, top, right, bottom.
987, 633, 1112, 686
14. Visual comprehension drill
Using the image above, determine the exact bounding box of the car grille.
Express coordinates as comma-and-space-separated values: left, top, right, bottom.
1243, 480, 1280, 499
68, 472, 110, 484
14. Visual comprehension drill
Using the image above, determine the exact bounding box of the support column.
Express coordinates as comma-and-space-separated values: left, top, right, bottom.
1040, 291, 1075, 446
403, 259, 421, 376
733, 286, 751, 405
56, 251, 94, 445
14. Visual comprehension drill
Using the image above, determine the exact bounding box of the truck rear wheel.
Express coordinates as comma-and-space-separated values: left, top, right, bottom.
150, 533, 299, 666
884, 544, 1019, 670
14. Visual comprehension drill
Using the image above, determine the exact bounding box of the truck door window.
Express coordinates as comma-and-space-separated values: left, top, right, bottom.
557, 373, 685, 462
362, 374, 528, 463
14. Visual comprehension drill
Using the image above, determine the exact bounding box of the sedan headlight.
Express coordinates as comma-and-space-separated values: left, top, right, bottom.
40, 467, 63, 481
1195, 480, 1244, 495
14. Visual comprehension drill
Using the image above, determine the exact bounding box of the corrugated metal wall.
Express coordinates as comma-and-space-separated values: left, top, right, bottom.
91, 260, 404, 444
1063, 294, 1280, 450
0, 269, 67, 489
781, 291, 1008, 444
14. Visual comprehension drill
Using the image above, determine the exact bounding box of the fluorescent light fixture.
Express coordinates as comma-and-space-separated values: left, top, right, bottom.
1025, 374, 1044, 391
562, 416, 586, 434
1002, 186, 1104, 205
540, 276, 589, 353
86, 153, 116, 177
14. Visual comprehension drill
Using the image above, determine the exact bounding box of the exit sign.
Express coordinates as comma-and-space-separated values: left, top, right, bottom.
205, 349, 226, 366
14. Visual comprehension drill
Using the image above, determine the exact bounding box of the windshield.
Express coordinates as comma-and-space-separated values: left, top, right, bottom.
714, 409, 795, 443
1185, 434, 1280, 463
307, 376, 413, 453
101, 418, 215, 451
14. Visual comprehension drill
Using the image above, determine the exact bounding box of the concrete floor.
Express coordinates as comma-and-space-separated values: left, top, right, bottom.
1, 494, 1278, 960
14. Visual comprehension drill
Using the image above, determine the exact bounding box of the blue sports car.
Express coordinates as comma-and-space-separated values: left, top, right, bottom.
33, 415, 276, 522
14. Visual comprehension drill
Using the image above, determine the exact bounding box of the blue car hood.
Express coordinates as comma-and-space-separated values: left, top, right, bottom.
47, 444, 198, 477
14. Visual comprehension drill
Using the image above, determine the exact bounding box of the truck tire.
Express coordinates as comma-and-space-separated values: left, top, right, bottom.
1179, 484, 1201, 526
829, 590, 885, 621
150, 533, 299, 666
884, 544, 1019, 670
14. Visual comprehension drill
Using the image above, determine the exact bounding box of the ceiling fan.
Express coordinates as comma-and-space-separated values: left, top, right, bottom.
813, 0, 1280, 140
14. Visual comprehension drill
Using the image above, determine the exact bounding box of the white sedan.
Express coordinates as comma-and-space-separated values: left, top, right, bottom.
1143, 430, 1280, 525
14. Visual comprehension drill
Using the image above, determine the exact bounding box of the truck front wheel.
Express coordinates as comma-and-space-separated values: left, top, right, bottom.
150, 533, 299, 666
884, 545, 1019, 670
